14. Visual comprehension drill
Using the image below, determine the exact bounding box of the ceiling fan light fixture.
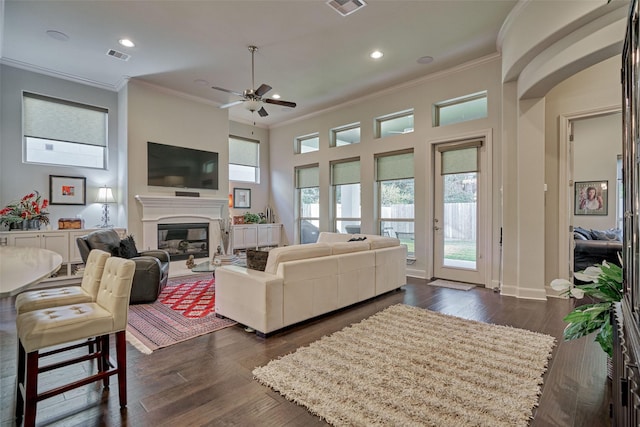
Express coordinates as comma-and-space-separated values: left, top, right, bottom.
272, 94, 281, 99
245, 99, 262, 113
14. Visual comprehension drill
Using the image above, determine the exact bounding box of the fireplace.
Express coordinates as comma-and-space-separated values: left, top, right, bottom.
158, 223, 209, 261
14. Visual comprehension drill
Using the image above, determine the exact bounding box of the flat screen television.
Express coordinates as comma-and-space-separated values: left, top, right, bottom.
147, 141, 219, 190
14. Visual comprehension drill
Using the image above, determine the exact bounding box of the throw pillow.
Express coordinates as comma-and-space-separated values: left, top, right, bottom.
574, 227, 592, 240
119, 235, 140, 259
573, 231, 588, 240
347, 236, 367, 242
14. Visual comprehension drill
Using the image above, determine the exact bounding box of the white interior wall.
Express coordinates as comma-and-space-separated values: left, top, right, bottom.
125, 80, 230, 242
572, 113, 622, 231
0, 64, 120, 229
269, 57, 504, 281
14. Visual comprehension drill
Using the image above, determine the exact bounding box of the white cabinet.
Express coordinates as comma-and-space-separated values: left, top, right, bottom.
230, 224, 281, 253
231, 225, 258, 251
0, 228, 126, 284
257, 224, 281, 247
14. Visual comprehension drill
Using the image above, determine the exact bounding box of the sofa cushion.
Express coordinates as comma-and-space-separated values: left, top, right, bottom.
264, 243, 332, 275
330, 241, 370, 255
317, 232, 352, 244
369, 237, 400, 249
86, 229, 121, 253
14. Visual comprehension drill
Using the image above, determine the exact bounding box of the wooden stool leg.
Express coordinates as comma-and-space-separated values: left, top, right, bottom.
15, 340, 26, 421
116, 331, 127, 407
24, 351, 39, 427
101, 335, 110, 388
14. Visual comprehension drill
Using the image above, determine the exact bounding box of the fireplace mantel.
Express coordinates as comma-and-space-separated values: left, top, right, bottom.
134, 195, 227, 251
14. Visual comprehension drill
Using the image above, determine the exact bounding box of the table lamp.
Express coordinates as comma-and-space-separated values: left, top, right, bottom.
96, 186, 115, 228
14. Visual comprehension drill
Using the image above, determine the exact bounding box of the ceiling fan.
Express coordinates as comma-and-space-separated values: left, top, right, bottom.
212, 45, 296, 117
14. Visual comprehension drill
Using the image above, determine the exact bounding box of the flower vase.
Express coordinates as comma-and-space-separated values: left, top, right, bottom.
27, 219, 40, 230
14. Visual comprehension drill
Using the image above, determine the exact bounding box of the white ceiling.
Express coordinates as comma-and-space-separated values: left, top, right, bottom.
1, 0, 518, 126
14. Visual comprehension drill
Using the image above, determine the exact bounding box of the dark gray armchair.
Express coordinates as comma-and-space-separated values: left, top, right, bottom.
76, 229, 170, 304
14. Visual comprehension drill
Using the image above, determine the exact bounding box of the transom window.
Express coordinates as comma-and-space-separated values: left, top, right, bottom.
229, 135, 259, 183
23, 92, 108, 169
295, 133, 320, 154
330, 123, 360, 147
375, 109, 414, 139
433, 91, 487, 127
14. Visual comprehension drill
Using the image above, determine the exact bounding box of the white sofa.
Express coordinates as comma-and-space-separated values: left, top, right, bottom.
214, 232, 407, 336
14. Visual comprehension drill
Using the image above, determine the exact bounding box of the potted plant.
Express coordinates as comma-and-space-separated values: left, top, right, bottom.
0, 191, 50, 230
551, 259, 623, 357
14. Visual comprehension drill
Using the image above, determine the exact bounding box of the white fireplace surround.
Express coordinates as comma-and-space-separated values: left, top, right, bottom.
135, 195, 227, 253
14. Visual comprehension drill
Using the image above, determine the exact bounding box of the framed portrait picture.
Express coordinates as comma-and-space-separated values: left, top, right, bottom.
575, 180, 608, 216
233, 188, 251, 209
49, 175, 86, 205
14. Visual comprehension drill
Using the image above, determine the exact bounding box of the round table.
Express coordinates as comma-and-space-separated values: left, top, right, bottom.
0, 246, 63, 297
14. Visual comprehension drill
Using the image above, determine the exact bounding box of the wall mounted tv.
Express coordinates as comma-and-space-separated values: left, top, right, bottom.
147, 141, 219, 190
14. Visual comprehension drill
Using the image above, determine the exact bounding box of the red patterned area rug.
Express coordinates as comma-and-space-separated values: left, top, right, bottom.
126, 275, 237, 354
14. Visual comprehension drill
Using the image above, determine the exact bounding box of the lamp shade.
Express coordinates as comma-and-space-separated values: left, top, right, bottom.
96, 186, 115, 204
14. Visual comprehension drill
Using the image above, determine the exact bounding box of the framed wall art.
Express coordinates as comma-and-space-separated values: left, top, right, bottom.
574, 180, 608, 216
49, 175, 86, 205
233, 188, 251, 209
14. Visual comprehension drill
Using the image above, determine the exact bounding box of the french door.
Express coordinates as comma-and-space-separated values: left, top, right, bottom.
433, 139, 485, 285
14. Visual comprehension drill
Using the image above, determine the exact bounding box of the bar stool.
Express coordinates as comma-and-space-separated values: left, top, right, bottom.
15, 249, 111, 314
15, 256, 135, 427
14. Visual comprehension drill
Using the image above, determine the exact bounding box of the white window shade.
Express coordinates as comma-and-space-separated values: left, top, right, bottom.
229, 136, 259, 167
438, 141, 482, 175
331, 159, 360, 185
376, 151, 414, 181
23, 93, 107, 146
296, 165, 319, 188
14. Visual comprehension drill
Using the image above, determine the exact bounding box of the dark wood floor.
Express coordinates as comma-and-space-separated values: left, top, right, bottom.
0, 277, 610, 426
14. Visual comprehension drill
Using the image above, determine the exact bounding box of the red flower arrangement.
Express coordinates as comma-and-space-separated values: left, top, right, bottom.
0, 191, 50, 227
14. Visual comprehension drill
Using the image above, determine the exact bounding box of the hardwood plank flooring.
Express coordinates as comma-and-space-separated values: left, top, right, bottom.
0, 277, 611, 426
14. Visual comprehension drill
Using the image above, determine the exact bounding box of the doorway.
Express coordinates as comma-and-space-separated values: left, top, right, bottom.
433, 139, 486, 285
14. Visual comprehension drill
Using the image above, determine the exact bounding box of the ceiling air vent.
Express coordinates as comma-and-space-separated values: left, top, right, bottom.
106, 49, 131, 61
326, 0, 366, 17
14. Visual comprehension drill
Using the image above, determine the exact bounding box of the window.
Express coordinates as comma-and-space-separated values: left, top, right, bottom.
296, 165, 320, 244
23, 92, 108, 168
375, 110, 414, 139
331, 158, 361, 233
229, 136, 259, 183
433, 91, 487, 127
295, 133, 320, 153
376, 150, 415, 256
330, 123, 360, 147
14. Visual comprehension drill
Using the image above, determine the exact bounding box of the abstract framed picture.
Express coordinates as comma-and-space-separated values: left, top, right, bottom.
49, 175, 86, 205
233, 188, 251, 209
574, 180, 608, 216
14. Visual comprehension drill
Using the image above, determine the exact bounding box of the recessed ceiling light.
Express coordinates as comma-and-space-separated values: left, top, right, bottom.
46, 30, 69, 42
370, 50, 383, 59
194, 79, 209, 86
272, 94, 281, 99
417, 55, 434, 65
119, 39, 135, 48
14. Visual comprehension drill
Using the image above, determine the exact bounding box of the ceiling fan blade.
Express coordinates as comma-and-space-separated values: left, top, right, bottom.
257, 106, 269, 117
211, 86, 244, 97
264, 98, 296, 108
255, 84, 272, 97
219, 100, 245, 109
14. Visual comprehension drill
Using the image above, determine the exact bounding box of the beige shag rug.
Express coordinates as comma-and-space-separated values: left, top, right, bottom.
253, 304, 555, 427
